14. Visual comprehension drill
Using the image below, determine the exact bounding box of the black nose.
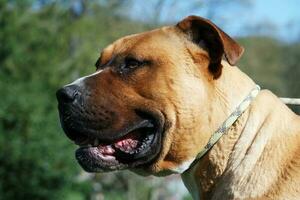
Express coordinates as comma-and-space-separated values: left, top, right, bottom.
56, 85, 81, 103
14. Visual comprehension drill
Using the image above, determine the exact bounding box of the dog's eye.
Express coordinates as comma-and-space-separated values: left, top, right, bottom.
119, 57, 143, 73
125, 58, 142, 69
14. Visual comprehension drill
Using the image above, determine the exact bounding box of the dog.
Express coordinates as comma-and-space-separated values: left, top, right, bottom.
56, 16, 300, 199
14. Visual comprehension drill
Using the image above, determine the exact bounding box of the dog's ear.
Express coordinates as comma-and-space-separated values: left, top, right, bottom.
177, 15, 244, 78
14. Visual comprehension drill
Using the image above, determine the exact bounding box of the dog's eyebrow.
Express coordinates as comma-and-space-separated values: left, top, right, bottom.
95, 54, 117, 69
95, 51, 105, 68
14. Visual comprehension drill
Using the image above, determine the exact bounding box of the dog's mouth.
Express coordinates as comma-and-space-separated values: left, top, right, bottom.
73, 118, 163, 172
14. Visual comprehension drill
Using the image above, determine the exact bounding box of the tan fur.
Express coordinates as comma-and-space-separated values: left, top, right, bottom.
89, 17, 300, 199
181, 62, 300, 199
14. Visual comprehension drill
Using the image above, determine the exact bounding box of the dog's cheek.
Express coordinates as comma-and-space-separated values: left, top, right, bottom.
144, 119, 196, 174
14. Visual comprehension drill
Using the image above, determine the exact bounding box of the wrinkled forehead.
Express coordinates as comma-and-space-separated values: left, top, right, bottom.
98, 26, 181, 65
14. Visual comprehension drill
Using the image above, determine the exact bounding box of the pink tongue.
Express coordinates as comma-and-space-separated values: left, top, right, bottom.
114, 132, 139, 152
97, 132, 140, 155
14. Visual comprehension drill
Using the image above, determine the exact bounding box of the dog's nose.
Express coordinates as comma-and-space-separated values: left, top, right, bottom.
56, 85, 81, 103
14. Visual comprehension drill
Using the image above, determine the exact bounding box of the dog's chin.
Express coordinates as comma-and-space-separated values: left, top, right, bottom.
61, 114, 165, 173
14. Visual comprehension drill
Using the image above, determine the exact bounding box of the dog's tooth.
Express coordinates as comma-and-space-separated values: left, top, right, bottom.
119, 146, 126, 152
149, 134, 154, 139
129, 151, 134, 154
113, 143, 119, 149
104, 145, 115, 154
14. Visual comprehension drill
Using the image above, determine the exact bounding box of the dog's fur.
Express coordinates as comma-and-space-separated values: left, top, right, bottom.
58, 16, 300, 199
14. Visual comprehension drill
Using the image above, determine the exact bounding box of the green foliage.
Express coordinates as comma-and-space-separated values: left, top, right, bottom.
282, 43, 300, 112
239, 37, 300, 113
0, 1, 299, 200
283, 43, 300, 97
239, 37, 286, 95
0, 2, 92, 200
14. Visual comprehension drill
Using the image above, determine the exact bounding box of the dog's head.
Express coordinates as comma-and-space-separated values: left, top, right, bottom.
56, 16, 243, 175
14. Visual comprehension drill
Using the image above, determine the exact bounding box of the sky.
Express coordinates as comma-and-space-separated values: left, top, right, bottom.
234, 0, 300, 40
129, 0, 300, 42
37, 0, 300, 42
254, 0, 300, 26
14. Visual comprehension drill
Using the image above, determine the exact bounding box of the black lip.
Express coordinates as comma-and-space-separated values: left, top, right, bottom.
75, 147, 121, 172
74, 111, 165, 172
58, 102, 155, 144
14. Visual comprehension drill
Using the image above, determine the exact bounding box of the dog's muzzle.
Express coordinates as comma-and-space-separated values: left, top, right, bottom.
56, 83, 164, 172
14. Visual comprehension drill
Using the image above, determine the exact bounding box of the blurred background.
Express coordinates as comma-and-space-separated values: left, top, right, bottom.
0, 0, 299, 199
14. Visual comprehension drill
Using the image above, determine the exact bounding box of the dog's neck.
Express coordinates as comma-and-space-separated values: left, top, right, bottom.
181, 109, 251, 200
209, 61, 257, 130
181, 61, 258, 199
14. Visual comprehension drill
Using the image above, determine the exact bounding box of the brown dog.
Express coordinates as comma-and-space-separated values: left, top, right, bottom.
56, 16, 300, 199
